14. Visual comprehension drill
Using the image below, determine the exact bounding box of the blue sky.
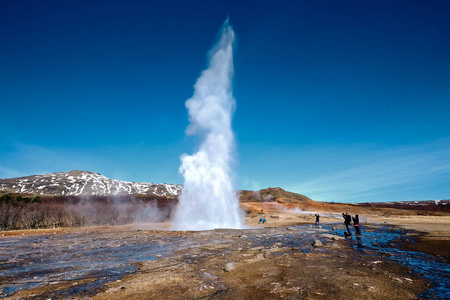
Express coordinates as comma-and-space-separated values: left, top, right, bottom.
1, 0, 449, 202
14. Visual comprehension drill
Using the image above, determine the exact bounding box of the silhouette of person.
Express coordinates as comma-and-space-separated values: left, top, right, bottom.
352, 214, 362, 235
342, 212, 352, 236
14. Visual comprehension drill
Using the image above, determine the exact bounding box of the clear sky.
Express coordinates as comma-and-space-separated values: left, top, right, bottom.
1, 0, 449, 203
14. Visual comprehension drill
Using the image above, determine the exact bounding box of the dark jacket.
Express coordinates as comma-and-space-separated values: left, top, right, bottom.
343, 213, 352, 225
352, 216, 360, 226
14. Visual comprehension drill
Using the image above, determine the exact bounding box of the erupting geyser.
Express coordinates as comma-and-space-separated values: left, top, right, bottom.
172, 19, 242, 230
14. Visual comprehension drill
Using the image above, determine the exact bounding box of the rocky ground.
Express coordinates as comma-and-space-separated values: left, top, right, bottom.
91, 228, 427, 300
1, 205, 449, 299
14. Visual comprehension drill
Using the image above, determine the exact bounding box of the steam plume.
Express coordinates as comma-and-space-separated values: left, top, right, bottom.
172, 19, 242, 230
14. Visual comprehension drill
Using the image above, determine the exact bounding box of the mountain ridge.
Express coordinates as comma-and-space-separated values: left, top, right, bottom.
1, 171, 448, 210
0, 170, 182, 197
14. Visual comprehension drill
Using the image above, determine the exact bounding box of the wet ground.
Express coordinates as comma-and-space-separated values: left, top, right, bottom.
0, 224, 448, 299
338, 225, 449, 299
0, 229, 184, 298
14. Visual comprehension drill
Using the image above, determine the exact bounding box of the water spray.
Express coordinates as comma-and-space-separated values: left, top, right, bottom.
172, 18, 242, 230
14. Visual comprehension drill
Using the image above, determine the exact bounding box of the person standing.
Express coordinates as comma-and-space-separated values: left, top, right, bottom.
342, 212, 352, 236
352, 214, 362, 235
314, 213, 320, 227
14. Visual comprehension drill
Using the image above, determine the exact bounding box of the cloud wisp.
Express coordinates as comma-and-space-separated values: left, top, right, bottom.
287, 140, 450, 202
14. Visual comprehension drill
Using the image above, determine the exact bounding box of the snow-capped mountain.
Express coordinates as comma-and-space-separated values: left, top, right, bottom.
0, 170, 182, 197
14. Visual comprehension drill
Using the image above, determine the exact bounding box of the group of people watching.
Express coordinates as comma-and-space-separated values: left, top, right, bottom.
314, 212, 362, 236
258, 209, 266, 224
343, 212, 361, 235
260, 209, 361, 236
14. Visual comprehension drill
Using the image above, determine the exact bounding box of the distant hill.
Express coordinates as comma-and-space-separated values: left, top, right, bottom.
354, 200, 450, 213
240, 187, 313, 203
239, 187, 449, 215
0, 170, 181, 197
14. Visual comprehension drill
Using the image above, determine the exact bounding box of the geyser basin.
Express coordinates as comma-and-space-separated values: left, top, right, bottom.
172, 18, 242, 230
1, 225, 447, 298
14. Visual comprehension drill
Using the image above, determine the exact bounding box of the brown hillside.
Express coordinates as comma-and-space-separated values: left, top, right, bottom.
239, 187, 313, 203
239, 188, 450, 217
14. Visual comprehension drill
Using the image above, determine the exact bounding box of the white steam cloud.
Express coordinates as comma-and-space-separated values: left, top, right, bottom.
172, 19, 242, 230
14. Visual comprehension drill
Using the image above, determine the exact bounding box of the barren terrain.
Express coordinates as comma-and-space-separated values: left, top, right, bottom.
1, 200, 449, 299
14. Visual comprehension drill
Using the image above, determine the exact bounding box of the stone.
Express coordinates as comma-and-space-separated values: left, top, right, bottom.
312, 240, 323, 247
320, 233, 344, 240
404, 278, 413, 282
224, 262, 235, 272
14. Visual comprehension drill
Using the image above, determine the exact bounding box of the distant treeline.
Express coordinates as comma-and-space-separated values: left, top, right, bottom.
356, 200, 450, 213
0, 194, 178, 231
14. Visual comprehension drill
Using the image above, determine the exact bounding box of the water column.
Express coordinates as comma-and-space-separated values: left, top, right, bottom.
172, 19, 242, 230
